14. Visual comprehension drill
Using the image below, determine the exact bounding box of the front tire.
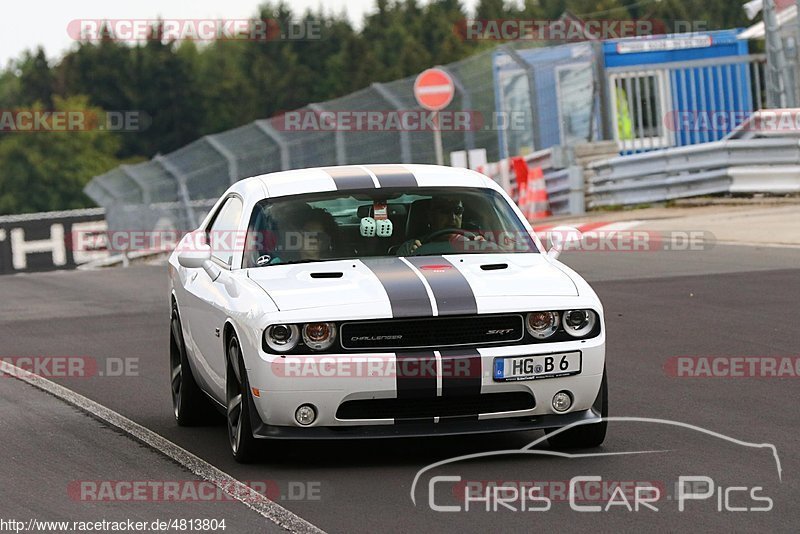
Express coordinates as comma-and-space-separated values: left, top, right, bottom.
546, 368, 608, 449
170, 303, 215, 425
226, 334, 259, 463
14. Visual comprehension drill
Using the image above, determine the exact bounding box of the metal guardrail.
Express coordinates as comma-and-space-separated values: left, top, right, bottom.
588, 137, 800, 207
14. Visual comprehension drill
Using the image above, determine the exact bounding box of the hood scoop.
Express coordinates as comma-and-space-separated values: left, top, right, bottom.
480, 263, 508, 271
310, 272, 344, 279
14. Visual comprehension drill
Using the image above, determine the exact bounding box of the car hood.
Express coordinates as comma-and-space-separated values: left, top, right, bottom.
246, 254, 577, 314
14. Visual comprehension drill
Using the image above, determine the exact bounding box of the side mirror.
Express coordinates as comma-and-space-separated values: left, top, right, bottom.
178, 244, 212, 269
546, 226, 582, 260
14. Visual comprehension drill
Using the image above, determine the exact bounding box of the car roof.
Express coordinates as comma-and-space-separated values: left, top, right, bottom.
226, 164, 503, 199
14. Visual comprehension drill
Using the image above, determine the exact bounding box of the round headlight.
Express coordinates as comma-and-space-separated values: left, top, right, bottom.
562, 310, 597, 338
264, 324, 300, 352
302, 322, 337, 351
526, 311, 559, 339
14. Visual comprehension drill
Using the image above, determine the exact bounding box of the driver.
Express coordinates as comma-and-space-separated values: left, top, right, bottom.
396, 196, 482, 256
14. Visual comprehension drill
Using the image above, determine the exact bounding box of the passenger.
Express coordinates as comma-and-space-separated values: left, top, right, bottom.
294, 207, 338, 261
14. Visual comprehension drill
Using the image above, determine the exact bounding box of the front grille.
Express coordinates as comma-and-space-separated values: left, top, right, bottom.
340, 314, 524, 350
336, 392, 535, 420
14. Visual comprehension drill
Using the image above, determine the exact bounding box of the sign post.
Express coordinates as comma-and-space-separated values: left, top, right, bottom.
414, 68, 455, 166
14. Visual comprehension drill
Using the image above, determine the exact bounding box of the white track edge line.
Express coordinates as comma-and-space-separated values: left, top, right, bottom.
0, 361, 326, 534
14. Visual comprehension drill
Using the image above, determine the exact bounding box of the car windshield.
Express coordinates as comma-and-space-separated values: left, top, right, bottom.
243, 187, 537, 268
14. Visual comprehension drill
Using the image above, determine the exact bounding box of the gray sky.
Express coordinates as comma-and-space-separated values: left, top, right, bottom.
1, 0, 481, 66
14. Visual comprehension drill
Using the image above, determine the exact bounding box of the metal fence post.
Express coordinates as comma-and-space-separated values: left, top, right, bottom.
308, 103, 346, 165
764, 0, 794, 107
205, 134, 239, 185
371, 82, 412, 163
119, 165, 151, 204
592, 41, 612, 142
501, 46, 541, 153
88, 177, 118, 206
254, 119, 290, 170
154, 155, 198, 229
567, 165, 585, 216
439, 66, 475, 153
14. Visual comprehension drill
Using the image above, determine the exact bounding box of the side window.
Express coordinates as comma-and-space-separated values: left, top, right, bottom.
207, 196, 243, 266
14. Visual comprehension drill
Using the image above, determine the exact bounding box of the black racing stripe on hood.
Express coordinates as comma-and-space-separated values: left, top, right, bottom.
324, 166, 375, 190
366, 165, 418, 188
361, 258, 433, 318
405, 256, 477, 316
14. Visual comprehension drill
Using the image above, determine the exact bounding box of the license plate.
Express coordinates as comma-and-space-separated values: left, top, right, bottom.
493, 352, 581, 381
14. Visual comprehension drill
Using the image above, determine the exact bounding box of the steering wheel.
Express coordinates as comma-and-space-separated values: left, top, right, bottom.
420, 227, 478, 244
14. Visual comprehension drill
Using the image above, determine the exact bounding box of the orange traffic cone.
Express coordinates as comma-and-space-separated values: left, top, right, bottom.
511, 157, 550, 222
525, 166, 551, 220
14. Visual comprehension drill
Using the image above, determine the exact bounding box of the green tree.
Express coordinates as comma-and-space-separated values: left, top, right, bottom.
18, 47, 54, 108
0, 96, 121, 214
476, 0, 508, 21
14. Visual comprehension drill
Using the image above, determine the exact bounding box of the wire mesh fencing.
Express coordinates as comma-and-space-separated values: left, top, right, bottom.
85, 45, 531, 243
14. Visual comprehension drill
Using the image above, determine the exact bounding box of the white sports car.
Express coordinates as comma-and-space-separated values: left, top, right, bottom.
168, 164, 607, 462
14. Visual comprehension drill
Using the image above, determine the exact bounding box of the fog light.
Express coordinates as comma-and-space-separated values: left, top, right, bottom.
295, 404, 317, 426
552, 391, 572, 412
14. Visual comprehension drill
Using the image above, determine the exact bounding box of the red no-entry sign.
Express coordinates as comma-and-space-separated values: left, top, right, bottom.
414, 68, 455, 111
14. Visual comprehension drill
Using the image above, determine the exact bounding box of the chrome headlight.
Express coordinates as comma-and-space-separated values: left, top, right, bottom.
302, 322, 337, 351
526, 311, 559, 339
562, 310, 597, 338
264, 324, 300, 352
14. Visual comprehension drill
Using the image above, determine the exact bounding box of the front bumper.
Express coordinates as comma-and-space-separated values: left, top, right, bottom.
249, 407, 601, 439
246, 337, 605, 438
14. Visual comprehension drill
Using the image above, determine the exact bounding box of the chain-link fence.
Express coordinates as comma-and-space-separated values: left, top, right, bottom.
85, 41, 604, 243
85, 31, 780, 246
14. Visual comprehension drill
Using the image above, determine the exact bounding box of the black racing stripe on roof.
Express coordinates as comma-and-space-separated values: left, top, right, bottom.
366, 165, 418, 188
324, 166, 376, 190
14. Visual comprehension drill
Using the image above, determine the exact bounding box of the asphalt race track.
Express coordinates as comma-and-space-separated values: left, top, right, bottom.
1, 244, 798, 533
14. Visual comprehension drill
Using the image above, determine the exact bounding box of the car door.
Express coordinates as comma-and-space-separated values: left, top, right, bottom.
180, 195, 244, 401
